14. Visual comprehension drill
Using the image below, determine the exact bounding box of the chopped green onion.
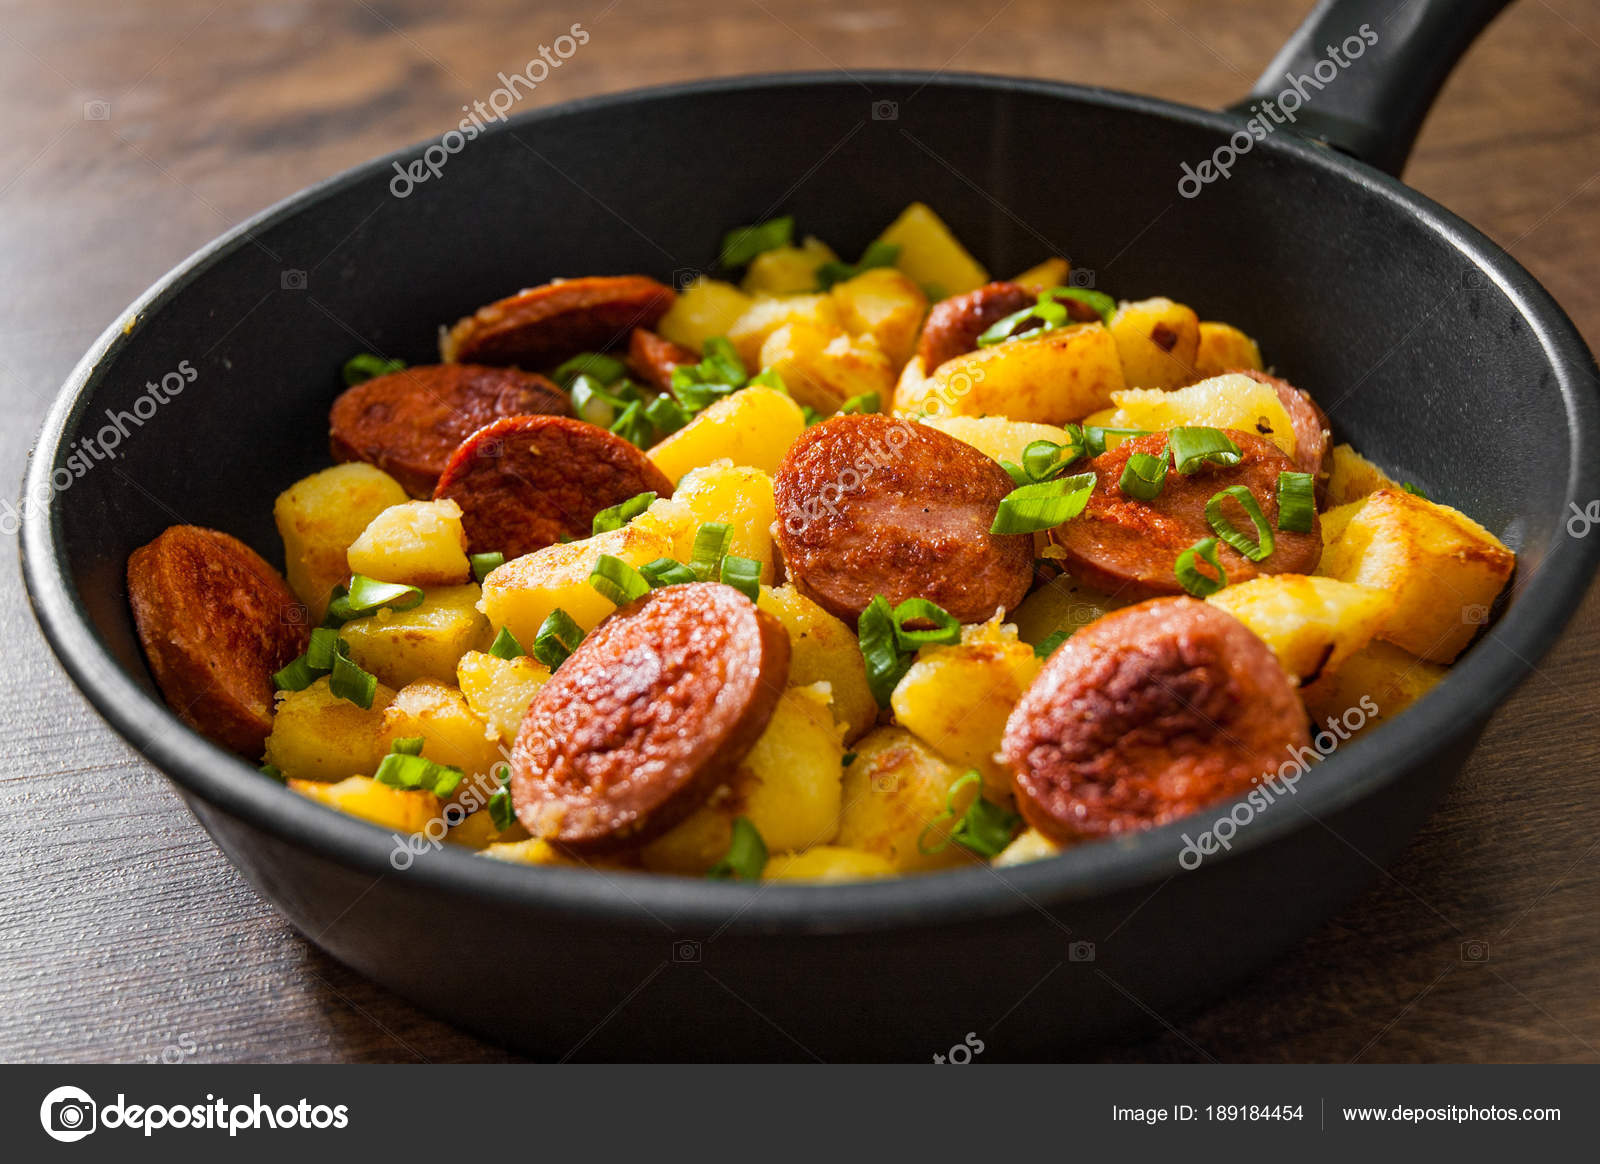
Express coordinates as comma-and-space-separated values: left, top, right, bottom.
747, 367, 786, 392
1402, 481, 1429, 499
342, 353, 406, 386
609, 399, 654, 448
532, 608, 585, 670
858, 595, 913, 708
976, 303, 1044, 347
390, 736, 425, 755
801, 404, 823, 427
488, 785, 515, 832
373, 750, 463, 798
1175, 536, 1228, 597
551, 352, 629, 388
975, 285, 1115, 348
719, 555, 762, 601
589, 554, 651, 606
338, 575, 424, 618
640, 557, 697, 588
329, 642, 378, 709
1043, 286, 1117, 327
271, 654, 321, 692
999, 460, 1029, 487
488, 626, 525, 660
1034, 629, 1071, 658
304, 626, 339, 671
671, 337, 748, 411
1205, 485, 1275, 562
469, 551, 504, 582
1119, 449, 1169, 501
839, 391, 880, 415
1168, 427, 1242, 474
1020, 438, 1081, 482
814, 241, 900, 290
643, 393, 691, 436
841, 751, 858, 767
1082, 425, 1149, 458
706, 816, 768, 881
918, 770, 1021, 858
591, 491, 657, 536
570, 374, 622, 427
890, 597, 961, 650
689, 522, 734, 581
260, 762, 285, 783
990, 472, 1097, 534
1276, 471, 1315, 533
719, 216, 794, 268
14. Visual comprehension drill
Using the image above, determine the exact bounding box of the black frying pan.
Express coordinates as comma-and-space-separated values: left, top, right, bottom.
21, 0, 1600, 1060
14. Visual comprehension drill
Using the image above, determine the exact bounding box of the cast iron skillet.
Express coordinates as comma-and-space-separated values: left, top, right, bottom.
21, 0, 1600, 1059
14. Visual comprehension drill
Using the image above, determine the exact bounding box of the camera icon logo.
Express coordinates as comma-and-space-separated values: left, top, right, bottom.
40, 1085, 97, 1142
672, 267, 700, 291
1460, 939, 1490, 963
1068, 940, 1096, 962
871, 100, 899, 122
1068, 268, 1096, 289
672, 939, 702, 963
1462, 269, 1487, 290
83, 100, 111, 122
1462, 604, 1490, 626
280, 269, 308, 291
281, 602, 309, 626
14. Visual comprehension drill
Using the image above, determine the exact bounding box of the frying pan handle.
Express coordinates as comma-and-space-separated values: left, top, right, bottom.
1228, 0, 1512, 175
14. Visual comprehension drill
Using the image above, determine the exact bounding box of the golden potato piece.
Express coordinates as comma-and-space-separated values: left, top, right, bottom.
380, 679, 505, 785
647, 385, 807, 484
1207, 574, 1396, 683
289, 775, 441, 833
992, 828, 1063, 868
275, 463, 409, 620
675, 461, 777, 583
837, 726, 985, 874
1009, 573, 1126, 650
1110, 297, 1200, 389
1110, 372, 1297, 459
741, 237, 838, 295
1301, 639, 1448, 734
338, 583, 491, 689
758, 322, 894, 416
346, 498, 471, 586
917, 415, 1076, 466
893, 323, 1124, 425
456, 649, 550, 747
872, 202, 988, 297
264, 676, 396, 783
726, 294, 841, 369
655, 277, 752, 352
1009, 258, 1070, 290
1192, 321, 1264, 380
829, 266, 928, 368
757, 584, 877, 742
765, 846, 896, 882
1324, 443, 1403, 508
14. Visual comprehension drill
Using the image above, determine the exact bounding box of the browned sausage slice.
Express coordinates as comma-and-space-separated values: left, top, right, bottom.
772, 414, 1032, 624
1051, 429, 1321, 600
627, 327, 698, 394
329, 363, 571, 497
1237, 369, 1331, 502
127, 526, 311, 758
1002, 597, 1309, 842
442, 276, 676, 368
915, 281, 1100, 371
511, 582, 790, 850
433, 414, 675, 559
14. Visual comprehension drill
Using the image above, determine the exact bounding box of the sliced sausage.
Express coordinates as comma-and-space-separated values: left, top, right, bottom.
433, 414, 675, 559
127, 526, 311, 758
773, 414, 1032, 624
627, 327, 698, 394
915, 281, 1100, 371
1051, 429, 1321, 600
1237, 369, 1331, 502
442, 275, 676, 368
511, 582, 790, 851
1002, 597, 1309, 842
329, 363, 571, 498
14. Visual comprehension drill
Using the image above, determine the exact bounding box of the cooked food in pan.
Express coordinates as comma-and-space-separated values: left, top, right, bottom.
127, 203, 1515, 882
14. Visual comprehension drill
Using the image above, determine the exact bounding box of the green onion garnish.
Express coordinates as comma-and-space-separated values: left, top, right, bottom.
706, 815, 768, 881
488, 626, 525, 660
304, 626, 339, 671
856, 594, 962, 706
640, 557, 697, 588
689, 522, 734, 581
917, 771, 1022, 858
976, 303, 1044, 347
342, 353, 406, 387
259, 762, 285, 783
589, 554, 651, 606
889, 597, 961, 651
1119, 449, 1170, 501
719, 216, 795, 268
532, 609, 584, 670
334, 575, 425, 620
1276, 471, 1315, 533
801, 404, 823, 427
839, 391, 880, 415
671, 337, 748, 411
1082, 425, 1149, 458
1042, 286, 1116, 327
1401, 481, 1429, 499
488, 784, 516, 832
551, 352, 628, 388
643, 393, 691, 436
1021, 439, 1077, 482
1034, 629, 1071, 658
329, 642, 378, 709
1168, 427, 1242, 474
591, 491, 657, 536
1175, 536, 1228, 597
719, 555, 762, 602
975, 284, 1115, 347
374, 748, 463, 798
1205, 485, 1275, 562
390, 736, 425, 755
814, 240, 900, 290
469, 551, 504, 582
609, 399, 655, 448
990, 472, 1097, 535
570, 374, 623, 427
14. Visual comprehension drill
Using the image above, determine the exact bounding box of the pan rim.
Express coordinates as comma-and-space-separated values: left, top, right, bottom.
20, 68, 1600, 935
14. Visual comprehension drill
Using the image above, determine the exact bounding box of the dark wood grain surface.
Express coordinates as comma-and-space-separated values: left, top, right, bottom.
3, 0, 1598, 1063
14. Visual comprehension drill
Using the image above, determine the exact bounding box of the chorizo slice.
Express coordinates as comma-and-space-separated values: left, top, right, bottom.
915, 281, 1100, 371
442, 275, 676, 368
772, 414, 1032, 624
329, 363, 571, 498
511, 582, 791, 851
433, 414, 675, 559
1050, 429, 1321, 600
1237, 369, 1331, 502
627, 327, 698, 394
1001, 597, 1309, 842
127, 526, 311, 758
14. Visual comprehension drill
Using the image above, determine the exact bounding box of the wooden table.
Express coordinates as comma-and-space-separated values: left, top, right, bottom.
3, 0, 1597, 1063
